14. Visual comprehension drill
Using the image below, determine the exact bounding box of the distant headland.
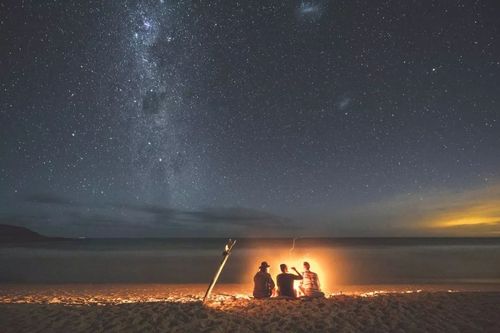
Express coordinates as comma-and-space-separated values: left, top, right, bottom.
0, 224, 66, 243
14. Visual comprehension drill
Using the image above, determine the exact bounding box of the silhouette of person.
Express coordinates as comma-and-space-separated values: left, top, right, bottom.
253, 261, 275, 299
276, 263, 302, 298
299, 261, 324, 297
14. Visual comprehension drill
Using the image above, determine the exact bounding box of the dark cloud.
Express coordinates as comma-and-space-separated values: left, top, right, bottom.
3, 197, 298, 237
115, 203, 294, 228
142, 90, 163, 115
113, 203, 177, 217
0, 214, 51, 226
23, 193, 74, 206
15, 183, 500, 237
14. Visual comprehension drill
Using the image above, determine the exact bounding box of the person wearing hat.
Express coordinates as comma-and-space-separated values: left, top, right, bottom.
253, 261, 275, 299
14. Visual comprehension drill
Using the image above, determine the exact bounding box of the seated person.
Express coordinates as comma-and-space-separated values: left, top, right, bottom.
299, 261, 325, 297
253, 261, 275, 299
276, 264, 303, 298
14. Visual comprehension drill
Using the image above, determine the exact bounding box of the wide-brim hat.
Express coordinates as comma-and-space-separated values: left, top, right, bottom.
259, 261, 270, 269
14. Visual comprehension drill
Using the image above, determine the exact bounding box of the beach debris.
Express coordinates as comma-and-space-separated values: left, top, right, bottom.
203, 239, 237, 303
359, 289, 424, 297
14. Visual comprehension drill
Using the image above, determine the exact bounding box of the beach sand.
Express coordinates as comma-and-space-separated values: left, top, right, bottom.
1, 284, 499, 332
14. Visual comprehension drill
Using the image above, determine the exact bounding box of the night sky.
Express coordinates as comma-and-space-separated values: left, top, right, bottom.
1, 1, 499, 237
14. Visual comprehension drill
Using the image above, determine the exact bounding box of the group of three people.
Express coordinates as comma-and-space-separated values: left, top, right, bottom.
253, 261, 324, 299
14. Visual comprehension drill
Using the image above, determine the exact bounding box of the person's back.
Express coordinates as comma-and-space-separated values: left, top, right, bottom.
299, 261, 324, 297
276, 264, 302, 298
253, 262, 275, 299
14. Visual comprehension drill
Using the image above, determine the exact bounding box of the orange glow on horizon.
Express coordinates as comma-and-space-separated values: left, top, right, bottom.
435, 215, 500, 227
421, 189, 500, 234
427, 201, 500, 231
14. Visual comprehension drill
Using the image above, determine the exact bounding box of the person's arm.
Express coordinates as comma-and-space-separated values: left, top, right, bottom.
315, 273, 321, 289
291, 267, 303, 279
269, 275, 276, 296
268, 274, 275, 289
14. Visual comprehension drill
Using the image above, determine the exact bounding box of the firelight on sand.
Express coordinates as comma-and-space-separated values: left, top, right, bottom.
2, 285, 499, 332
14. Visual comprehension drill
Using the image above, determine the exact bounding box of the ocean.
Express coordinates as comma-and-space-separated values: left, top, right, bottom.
1, 238, 499, 291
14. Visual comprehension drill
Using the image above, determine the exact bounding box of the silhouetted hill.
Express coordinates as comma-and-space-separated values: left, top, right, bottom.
0, 224, 64, 243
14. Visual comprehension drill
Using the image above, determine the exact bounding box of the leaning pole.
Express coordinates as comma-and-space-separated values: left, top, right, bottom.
203, 239, 237, 303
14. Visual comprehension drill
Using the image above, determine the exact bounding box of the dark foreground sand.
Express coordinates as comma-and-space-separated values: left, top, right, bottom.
0, 284, 499, 332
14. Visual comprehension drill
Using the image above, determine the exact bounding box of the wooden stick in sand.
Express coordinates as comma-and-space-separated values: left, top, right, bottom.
203, 239, 237, 303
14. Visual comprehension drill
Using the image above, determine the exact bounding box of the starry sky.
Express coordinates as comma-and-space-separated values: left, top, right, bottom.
1, 0, 500, 237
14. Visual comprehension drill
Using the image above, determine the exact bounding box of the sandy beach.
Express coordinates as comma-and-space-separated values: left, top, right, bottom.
1, 284, 499, 333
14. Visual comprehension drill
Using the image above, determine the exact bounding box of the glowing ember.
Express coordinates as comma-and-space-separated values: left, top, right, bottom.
358, 289, 423, 297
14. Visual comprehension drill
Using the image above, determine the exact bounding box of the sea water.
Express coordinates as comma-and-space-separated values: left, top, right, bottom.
1, 238, 499, 289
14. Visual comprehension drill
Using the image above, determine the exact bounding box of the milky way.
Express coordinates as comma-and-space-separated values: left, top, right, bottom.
126, 1, 209, 207
1, 1, 499, 236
